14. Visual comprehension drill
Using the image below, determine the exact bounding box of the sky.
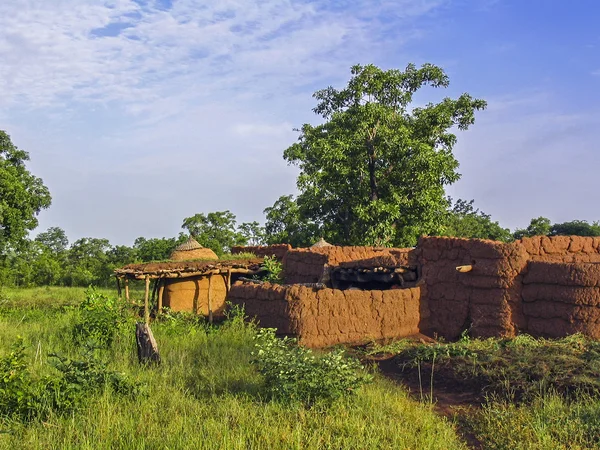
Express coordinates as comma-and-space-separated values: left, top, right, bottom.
1, 0, 599, 245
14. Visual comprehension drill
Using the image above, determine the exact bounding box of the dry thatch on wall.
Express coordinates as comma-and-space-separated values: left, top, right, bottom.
170, 237, 219, 261
115, 259, 264, 280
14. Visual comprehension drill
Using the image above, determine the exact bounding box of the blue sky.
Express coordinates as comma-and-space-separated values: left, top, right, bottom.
1, 0, 599, 245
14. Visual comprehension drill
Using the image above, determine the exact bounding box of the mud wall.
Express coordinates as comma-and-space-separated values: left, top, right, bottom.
163, 275, 228, 316
231, 244, 291, 260
283, 246, 414, 284
228, 283, 421, 347
416, 237, 528, 339
522, 261, 600, 338
519, 236, 600, 263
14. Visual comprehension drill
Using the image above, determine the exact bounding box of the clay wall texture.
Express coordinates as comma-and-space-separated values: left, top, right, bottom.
163, 275, 228, 317
519, 236, 600, 263
522, 261, 600, 338
231, 244, 291, 260
415, 237, 528, 339
283, 246, 413, 284
228, 283, 420, 347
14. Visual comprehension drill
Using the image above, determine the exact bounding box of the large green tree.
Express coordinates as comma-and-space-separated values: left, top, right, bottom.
0, 131, 51, 252
283, 64, 486, 246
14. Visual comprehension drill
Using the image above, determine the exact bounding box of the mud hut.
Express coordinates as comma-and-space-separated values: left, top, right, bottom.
115, 258, 265, 321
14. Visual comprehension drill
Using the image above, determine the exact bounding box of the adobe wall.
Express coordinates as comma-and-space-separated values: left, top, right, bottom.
231, 244, 291, 260
522, 261, 600, 338
417, 236, 600, 340
283, 246, 414, 284
519, 236, 600, 263
415, 237, 528, 339
228, 283, 421, 348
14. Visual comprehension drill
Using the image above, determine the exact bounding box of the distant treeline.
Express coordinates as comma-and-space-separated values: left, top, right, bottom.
1, 206, 599, 288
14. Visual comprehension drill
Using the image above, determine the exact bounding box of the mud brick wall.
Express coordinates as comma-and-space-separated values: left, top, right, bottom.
522, 261, 600, 338
228, 283, 421, 347
416, 237, 528, 339
519, 236, 600, 263
283, 246, 414, 284
231, 244, 291, 260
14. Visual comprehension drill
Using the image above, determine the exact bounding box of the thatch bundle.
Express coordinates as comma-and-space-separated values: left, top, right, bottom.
310, 238, 332, 248
170, 237, 218, 261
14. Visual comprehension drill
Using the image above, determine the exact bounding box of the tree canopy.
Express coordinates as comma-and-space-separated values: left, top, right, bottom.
283, 63, 487, 246
441, 199, 512, 242
0, 130, 51, 253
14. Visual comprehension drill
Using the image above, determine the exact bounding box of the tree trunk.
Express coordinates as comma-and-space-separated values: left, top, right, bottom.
135, 322, 160, 364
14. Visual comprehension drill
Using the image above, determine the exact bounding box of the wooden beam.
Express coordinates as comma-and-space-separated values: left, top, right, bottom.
208, 275, 213, 324
144, 275, 150, 325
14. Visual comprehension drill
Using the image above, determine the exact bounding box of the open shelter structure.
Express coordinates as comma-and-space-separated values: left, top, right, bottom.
115, 256, 265, 321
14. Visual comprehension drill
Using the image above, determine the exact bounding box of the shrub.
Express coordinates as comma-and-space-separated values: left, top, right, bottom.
261, 256, 283, 284
71, 287, 129, 348
0, 339, 141, 423
252, 328, 372, 405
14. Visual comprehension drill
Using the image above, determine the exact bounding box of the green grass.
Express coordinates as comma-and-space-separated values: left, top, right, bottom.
470, 394, 600, 450
0, 287, 466, 450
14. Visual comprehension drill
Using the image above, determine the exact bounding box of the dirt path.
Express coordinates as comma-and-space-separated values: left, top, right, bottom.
374, 357, 484, 450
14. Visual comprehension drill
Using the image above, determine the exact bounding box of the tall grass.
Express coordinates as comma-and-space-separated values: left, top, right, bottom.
0, 287, 466, 450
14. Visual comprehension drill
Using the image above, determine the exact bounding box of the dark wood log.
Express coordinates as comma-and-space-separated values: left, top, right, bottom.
116, 277, 122, 300
135, 322, 160, 364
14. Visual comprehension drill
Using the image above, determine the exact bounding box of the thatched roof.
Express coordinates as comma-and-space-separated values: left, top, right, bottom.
170, 237, 218, 261
310, 238, 332, 248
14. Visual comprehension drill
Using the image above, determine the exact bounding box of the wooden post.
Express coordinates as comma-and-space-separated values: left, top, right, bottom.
125, 279, 130, 302
116, 276, 122, 300
226, 268, 232, 293
157, 279, 164, 315
208, 275, 213, 324
144, 275, 150, 325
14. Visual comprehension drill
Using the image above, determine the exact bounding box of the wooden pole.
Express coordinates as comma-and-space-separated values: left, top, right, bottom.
125, 279, 130, 302
157, 279, 164, 315
144, 276, 150, 325
226, 268, 232, 293
116, 277, 122, 300
208, 275, 213, 324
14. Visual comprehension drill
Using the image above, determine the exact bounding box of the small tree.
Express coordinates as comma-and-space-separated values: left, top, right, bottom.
442, 199, 512, 242
263, 195, 319, 247
181, 210, 246, 256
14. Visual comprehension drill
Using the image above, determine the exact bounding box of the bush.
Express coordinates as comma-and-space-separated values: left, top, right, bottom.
261, 256, 283, 284
0, 339, 141, 423
71, 287, 129, 348
252, 328, 372, 405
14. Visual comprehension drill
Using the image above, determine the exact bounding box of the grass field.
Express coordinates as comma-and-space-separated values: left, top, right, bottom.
0, 287, 465, 450
1, 287, 599, 449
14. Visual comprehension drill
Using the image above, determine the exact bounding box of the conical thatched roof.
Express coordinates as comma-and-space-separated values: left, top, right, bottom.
170, 237, 218, 261
310, 237, 332, 248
